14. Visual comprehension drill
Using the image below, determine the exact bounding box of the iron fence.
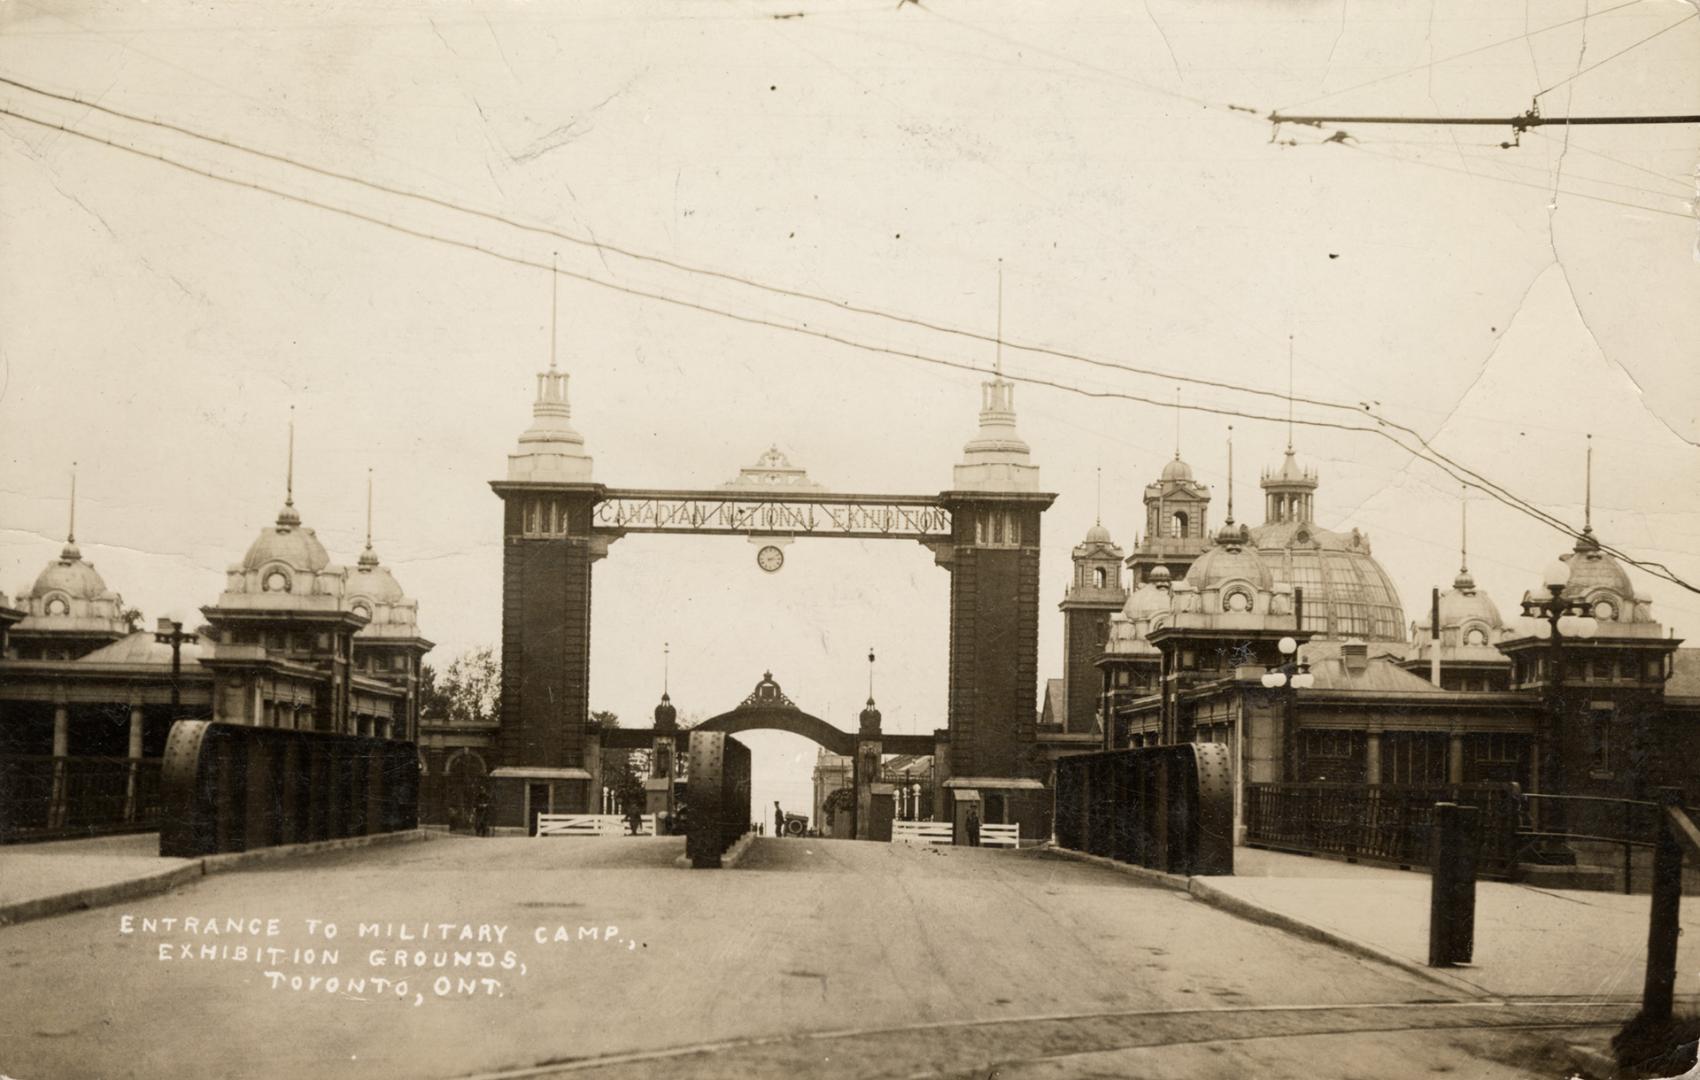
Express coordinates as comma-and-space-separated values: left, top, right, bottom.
1054, 743, 1234, 876
0, 755, 164, 843
1518, 792, 1667, 894
1242, 782, 1523, 878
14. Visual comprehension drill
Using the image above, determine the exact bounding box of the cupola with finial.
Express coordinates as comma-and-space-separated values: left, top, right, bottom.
953, 262, 1039, 493
508, 255, 594, 485
653, 642, 678, 730
858, 647, 882, 735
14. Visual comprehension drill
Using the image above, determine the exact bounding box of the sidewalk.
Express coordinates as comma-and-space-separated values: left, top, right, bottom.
0, 834, 199, 924
1206, 847, 1700, 1002
0, 830, 431, 926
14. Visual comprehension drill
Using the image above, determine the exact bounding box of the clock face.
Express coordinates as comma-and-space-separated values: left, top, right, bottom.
757, 545, 785, 573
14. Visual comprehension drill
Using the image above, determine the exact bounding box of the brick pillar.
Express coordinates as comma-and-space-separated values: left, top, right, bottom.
936, 493, 1054, 783
489, 483, 605, 804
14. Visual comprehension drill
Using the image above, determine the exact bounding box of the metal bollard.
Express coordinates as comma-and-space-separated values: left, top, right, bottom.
1428, 802, 1480, 967
1641, 788, 1686, 1023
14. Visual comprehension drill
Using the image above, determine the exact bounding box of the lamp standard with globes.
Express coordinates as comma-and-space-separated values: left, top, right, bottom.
1262, 636, 1315, 781
1518, 558, 1598, 858
154, 616, 199, 723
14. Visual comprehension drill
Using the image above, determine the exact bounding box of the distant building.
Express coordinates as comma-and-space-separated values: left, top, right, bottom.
0, 461, 429, 841
1044, 437, 1699, 839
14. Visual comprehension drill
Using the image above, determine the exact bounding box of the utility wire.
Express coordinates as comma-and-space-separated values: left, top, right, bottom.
0, 72, 1343, 419
1275, 0, 1654, 112
0, 100, 1683, 589
0, 102, 1692, 595
1533, 10, 1699, 99
0, 99, 1675, 581
1, 69, 1683, 514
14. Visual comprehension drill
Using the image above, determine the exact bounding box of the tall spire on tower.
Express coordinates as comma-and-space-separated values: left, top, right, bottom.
1225, 426, 1234, 525
507, 255, 593, 483
1286, 334, 1295, 453
1575, 433, 1600, 552
1095, 466, 1102, 526
277, 409, 301, 527
952, 259, 1038, 492
61, 462, 81, 560
359, 467, 380, 567
1453, 485, 1475, 591
1174, 386, 1182, 461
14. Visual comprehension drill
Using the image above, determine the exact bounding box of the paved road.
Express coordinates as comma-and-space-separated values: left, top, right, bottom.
0, 836, 1617, 1079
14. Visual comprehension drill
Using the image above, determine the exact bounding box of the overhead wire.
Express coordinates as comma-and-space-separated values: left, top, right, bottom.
1532, 9, 1699, 99
1274, 0, 1654, 113
0, 101, 1692, 594
0, 72, 1337, 418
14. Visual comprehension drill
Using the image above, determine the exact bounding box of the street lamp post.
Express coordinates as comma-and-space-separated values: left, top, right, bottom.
1262, 636, 1315, 782
1518, 559, 1598, 858
154, 617, 199, 722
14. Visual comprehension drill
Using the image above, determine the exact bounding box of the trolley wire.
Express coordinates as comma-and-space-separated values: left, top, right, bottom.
0, 101, 1693, 595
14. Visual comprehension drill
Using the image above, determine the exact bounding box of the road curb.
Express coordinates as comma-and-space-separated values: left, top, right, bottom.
1041, 844, 1485, 997
1183, 878, 1485, 997
0, 829, 433, 929
0, 862, 205, 929
199, 827, 432, 877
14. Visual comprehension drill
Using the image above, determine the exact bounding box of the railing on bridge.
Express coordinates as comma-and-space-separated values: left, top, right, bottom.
684, 731, 751, 869
1618, 789, 1700, 1070
1518, 792, 1666, 893
1054, 743, 1234, 876
0, 755, 163, 843
159, 721, 419, 858
1242, 782, 1522, 878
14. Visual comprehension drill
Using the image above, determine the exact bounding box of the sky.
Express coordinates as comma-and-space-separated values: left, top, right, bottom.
2, 0, 1697, 821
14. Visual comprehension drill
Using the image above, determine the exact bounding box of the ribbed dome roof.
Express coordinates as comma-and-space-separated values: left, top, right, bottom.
1560, 539, 1636, 605
1251, 521, 1406, 642
1160, 455, 1193, 482
1423, 580, 1503, 634
1122, 579, 1173, 620
242, 505, 330, 573
31, 546, 110, 601
348, 562, 405, 604
1083, 522, 1113, 544
1185, 543, 1274, 592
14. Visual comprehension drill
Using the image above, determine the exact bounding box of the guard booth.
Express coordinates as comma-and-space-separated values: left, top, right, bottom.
946, 776, 1047, 845
487, 766, 592, 836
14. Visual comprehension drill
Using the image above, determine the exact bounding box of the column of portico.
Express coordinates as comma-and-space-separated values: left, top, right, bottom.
49, 697, 69, 829
124, 696, 145, 821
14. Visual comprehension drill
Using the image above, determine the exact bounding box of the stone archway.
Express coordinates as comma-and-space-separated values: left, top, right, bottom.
691, 674, 856, 757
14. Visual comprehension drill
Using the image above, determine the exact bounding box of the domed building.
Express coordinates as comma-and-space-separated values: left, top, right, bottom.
1249, 448, 1405, 643
1056, 517, 1126, 736
1127, 450, 1212, 583
201, 455, 429, 740
8, 491, 131, 661
1403, 502, 1513, 692
1497, 520, 1686, 803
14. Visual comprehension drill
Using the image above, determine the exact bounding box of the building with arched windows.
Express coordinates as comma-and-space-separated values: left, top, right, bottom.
0, 467, 429, 842
1053, 439, 1700, 841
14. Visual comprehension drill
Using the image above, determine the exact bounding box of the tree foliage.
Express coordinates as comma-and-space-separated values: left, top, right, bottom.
422, 646, 501, 726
